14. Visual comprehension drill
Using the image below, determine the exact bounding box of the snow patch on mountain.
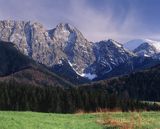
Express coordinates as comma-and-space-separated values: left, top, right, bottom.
81, 73, 97, 80
68, 60, 80, 74
145, 39, 160, 52
68, 60, 97, 80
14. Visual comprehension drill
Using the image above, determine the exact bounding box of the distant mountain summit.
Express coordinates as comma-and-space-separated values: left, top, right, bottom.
124, 39, 160, 59
0, 20, 159, 83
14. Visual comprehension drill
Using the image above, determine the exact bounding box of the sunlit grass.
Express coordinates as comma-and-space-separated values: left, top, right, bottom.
0, 111, 159, 129
0, 111, 103, 129
98, 111, 160, 129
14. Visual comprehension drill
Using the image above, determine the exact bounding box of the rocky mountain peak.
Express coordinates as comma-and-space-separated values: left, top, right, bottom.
0, 20, 96, 76
56, 23, 75, 31
124, 39, 160, 59
49, 23, 77, 43
107, 39, 123, 48
95, 39, 123, 49
134, 42, 160, 57
124, 39, 160, 57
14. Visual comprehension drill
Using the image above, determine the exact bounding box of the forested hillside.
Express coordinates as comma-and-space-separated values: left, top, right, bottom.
84, 64, 160, 101
0, 41, 73, 88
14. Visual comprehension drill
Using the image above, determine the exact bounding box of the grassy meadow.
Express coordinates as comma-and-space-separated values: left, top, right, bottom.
0, 111, 159, 129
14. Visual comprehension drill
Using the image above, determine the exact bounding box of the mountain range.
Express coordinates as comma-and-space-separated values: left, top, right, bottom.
0, 20, 160, 84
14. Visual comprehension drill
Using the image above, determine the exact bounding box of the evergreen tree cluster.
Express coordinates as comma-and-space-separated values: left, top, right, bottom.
0, 80, 159, 113
90, 65, 160, 102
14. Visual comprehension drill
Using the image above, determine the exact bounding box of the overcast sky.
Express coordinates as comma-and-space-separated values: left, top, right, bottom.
0, 0, 160, 43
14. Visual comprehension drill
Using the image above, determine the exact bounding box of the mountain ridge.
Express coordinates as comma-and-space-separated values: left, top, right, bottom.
0, 20, 160, 83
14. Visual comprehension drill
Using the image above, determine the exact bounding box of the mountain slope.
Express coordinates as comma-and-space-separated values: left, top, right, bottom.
0, 41, 32, 76
0, 41, 73, 87
95, 56, 160, 80
124, 39, 160, 59
52, 60, 90, 84
133, 39, 160, 58
0, 67, 74, 87
83, 64, 160, 101
89, 39, 135, 76
89, 40, 160, 81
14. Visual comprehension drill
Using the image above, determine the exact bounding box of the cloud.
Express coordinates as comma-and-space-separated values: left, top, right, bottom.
65, 0, 114, 41
61, 0, 145, 42
0, 0, 160, 43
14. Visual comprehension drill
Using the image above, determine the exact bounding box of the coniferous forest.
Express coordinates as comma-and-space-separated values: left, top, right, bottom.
0, 77, 159, 113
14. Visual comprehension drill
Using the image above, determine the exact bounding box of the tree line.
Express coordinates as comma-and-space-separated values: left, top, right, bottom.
0, 80, 159, 113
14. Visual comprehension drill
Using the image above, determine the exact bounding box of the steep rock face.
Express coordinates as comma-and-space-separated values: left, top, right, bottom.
89, 40, 135, 76
0, 20, 56, 67
0, 20, 95, 75
48, 23, 95, 74
0, 21, 30, 55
